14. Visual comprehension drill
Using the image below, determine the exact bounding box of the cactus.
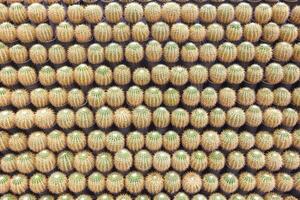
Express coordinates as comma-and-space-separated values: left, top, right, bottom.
94, 22, 112, 43
36, 23, 54, 43
27, 3, 47, 23
114, 148, 133, 172
48, 3, 65, 24
104, 2, 123, 24
67, 44, 87, 64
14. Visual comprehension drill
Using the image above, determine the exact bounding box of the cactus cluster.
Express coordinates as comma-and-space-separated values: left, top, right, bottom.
0, 0, 299, 199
